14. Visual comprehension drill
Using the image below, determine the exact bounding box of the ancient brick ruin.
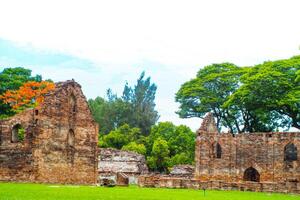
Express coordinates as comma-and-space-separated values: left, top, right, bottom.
98, 148, 148, 185
0, 80, 98, 184
139, 113, 300, 193
1, 79, 300, 193
195, 112, 300, 192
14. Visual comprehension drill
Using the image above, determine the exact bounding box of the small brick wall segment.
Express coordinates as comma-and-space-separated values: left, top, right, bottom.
98, 148, 148, 184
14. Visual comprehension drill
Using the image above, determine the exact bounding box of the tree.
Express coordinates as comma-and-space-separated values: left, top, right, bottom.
225, 56, 300, 130
88, 95, 131, 134
99, 124, 143, 149
147, 138, 170, 172
176, 56, 300, 132
0, 67, 42, 94
100, 127, 129, 149
168, 125, 195, 160
89, 72, 159, 135
0, 67, 42, 118
98, 121, 195, 172
169, 152, 192, 166
0, 81, 55, 112
175, 63, 247, 132
145, 122, 195, 171
121, 72, 159, 135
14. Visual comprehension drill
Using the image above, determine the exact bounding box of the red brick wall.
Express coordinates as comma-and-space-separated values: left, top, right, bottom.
0, 110, 35, 182
0, 80, 98, 185
195, 113, 300, 184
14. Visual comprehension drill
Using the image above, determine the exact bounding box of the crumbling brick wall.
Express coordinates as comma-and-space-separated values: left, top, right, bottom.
195, 113, 300, 185
138, 113, 300, 193
138, 175, 300, 193
98, 148, 148, 184
0, 110, 36, 182
0, 80, 98, 185
170, 165, 194, 177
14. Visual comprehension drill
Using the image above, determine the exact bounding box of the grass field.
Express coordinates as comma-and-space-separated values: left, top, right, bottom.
0, 183, 299, 200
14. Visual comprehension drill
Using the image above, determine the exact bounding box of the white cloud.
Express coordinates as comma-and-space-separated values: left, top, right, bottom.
1, 0, 299, 66
0, 0, 299, 130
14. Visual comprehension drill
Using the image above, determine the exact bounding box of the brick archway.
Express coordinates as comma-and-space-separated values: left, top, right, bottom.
243, 167, 260, 182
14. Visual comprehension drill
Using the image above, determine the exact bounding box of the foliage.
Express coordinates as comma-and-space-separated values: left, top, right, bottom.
88, 72, 159, 135
176, 63, 247, 132
169, 152, 192, 166
0, 81, 55, 112
146, 122, 195, 172
99, 122, 195, 172
147, 138, 170, 172
0, 183, 296, 200
0, 67, 42, 118
99, 124, 143, 149
225, 56, 300, 130
18, 128, 25, 142
176, 56, 300, 132
88, 95, 131, 134
122, 72, 159, 135
122, 142, 146, 155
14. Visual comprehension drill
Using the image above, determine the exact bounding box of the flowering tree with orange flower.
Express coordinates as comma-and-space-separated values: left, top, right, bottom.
0, 81, 55, 112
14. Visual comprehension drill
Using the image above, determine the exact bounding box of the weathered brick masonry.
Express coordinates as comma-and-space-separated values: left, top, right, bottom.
139, 113, 300, 193
195, 113, 300, 185
0, 80, 98, 184
98, 148, 148, 184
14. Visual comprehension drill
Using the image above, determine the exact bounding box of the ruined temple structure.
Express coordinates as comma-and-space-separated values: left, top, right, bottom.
139, 113, 300, 193
195, 113, 300, 190
0, 80, 98, 184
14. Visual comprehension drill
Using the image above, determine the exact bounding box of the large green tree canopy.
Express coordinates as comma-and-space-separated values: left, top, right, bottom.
225, 56, 300, 130
99, 122, 195, 172
176, 56, 300, 132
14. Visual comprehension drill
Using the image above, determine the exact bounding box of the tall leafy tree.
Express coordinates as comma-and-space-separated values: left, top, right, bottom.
226, 56, 300, 130
89, 72, 159, 135
176, 56, 300, 132
123, 72, 159, 135
0, 67, 42, 118
176, 63, 246, 132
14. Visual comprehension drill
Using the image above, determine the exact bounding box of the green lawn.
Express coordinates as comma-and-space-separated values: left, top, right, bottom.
0, 183, 299, 200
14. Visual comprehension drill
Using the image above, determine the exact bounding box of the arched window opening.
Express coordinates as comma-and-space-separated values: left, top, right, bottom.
69, 94, 76, 113
216, 143, 222, 159
284, 143, 297, 161
243, 167, 260, 182
68, 129, 75, 147
11, 124, 24, 143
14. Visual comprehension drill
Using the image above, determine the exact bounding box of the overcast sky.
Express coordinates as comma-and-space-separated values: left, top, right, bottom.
0, 0, 300, 131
